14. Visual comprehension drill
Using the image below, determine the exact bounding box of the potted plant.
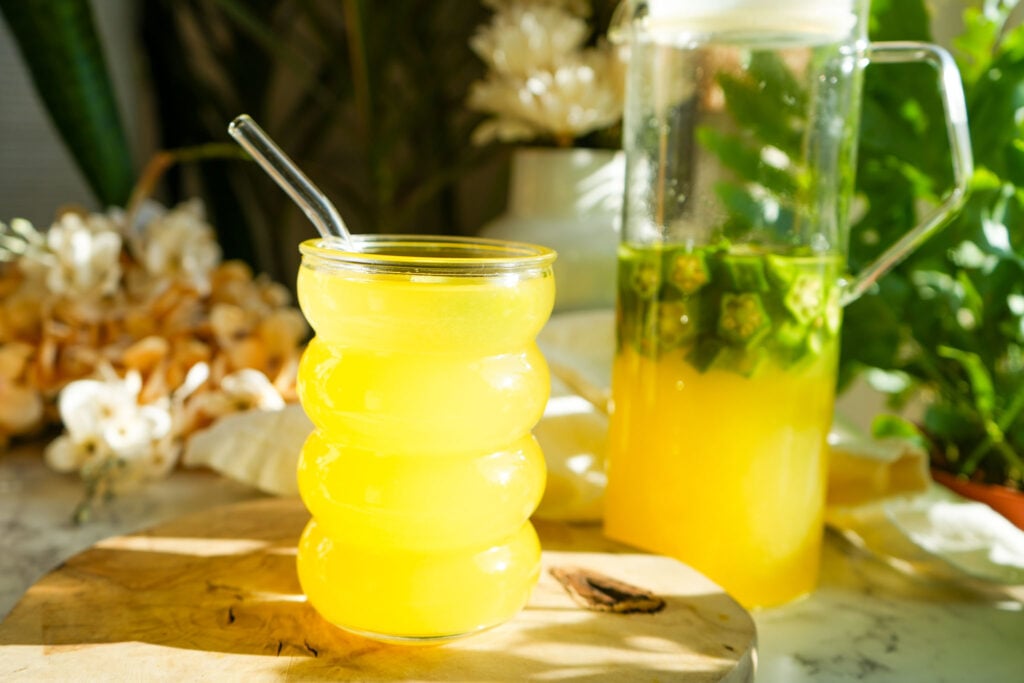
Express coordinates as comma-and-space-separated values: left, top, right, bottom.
840, 0, 1024, 527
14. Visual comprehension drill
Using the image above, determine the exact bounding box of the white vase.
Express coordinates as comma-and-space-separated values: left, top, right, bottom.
481, 147, 624, 313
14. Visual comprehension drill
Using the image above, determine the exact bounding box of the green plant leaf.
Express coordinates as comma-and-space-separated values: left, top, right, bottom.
833, 0, 1024, 488
937, 346, 997, 420
0, 0, 134, 206
717, 72, 803, 157
697, 127, 799, 198
837, 275, 910, 389
923, 401, 980, 448
871, 414, 930, 452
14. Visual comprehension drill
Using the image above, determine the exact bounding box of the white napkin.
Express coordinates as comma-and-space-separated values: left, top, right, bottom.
884, 489, 1024, 584
534, 310, 615, 522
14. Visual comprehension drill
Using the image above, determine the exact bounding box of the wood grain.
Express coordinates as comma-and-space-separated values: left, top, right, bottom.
0, 498, 755, 681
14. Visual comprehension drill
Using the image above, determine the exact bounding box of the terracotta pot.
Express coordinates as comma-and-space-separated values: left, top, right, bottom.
931, 469, 1024, 531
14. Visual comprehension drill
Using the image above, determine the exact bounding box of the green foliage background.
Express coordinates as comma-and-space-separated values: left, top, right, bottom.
842, 0, 1024, 487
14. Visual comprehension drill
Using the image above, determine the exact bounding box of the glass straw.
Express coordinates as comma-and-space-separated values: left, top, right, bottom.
228, 114, 354, 249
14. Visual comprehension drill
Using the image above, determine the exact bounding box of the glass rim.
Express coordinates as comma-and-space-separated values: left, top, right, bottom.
299, 234, 557, 274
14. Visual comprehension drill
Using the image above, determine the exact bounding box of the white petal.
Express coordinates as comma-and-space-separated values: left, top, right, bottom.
57, 380, 107, 437
175, 362, 211, 402
220, 369, 286, 410
122, 370, 144, 399
103, 418, 152, 459
140, 404, 173, 440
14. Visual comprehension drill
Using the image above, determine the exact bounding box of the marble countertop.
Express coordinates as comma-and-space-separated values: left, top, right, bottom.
2, 445, 1021, 682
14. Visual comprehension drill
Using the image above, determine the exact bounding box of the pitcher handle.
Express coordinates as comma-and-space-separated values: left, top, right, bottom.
842, 41, 975, 305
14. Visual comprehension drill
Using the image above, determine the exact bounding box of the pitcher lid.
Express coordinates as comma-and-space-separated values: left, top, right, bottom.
609, 0, 861, 44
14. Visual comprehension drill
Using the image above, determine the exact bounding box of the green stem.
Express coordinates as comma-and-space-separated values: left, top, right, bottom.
960, 382, 1024, 476
992, 0, 1023, 48
997, 381, 1024, 432
960, 424, 1000, 476
912, 343, 982, 418
994, 440, 1024, 473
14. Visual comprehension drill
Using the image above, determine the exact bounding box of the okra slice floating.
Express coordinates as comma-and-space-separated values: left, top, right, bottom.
718, 292, 771, 347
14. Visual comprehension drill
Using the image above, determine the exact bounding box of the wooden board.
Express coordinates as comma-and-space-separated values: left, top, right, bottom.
0, 498, 755, 682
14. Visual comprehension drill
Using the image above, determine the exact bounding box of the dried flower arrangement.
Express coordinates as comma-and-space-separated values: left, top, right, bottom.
467, 0, 625, 147
0, 198, 307, 520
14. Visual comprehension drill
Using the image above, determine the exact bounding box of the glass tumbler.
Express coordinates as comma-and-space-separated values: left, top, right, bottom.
295, 235, 556, 642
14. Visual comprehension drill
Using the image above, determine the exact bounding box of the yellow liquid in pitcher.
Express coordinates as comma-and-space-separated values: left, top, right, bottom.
295, 256, 554, 640
605, 244, 841, 607
606, 346, 837, 607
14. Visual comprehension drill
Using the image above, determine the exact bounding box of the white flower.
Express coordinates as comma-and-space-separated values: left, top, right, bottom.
45, 369, 175, 481
220, 369, 287, 411
471, 4, 590, 77
136, 199, 222, 295
468, 0, 625, 144
469, 46, 624, 144
0, 218, 46, 263
19, 213, 123, 300
176, 366, 286, 438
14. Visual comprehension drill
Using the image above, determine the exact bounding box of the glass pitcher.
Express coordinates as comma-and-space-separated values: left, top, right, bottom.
604, 0, 973, 607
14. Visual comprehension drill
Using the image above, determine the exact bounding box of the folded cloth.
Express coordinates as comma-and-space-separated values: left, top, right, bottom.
537, 309, 614, 410
533, 372, 608, 521
534, 310, 614, 521
825, 417, 931, 508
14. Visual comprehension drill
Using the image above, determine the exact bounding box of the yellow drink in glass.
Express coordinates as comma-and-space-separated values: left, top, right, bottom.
295, 236, 555, 642
605, 243, 842, 608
